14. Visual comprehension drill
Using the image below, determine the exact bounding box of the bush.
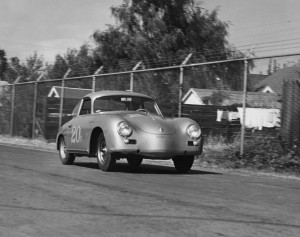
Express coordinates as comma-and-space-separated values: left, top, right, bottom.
199, 135, 300, 174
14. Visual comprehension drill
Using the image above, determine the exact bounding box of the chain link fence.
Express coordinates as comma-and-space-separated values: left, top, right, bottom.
1, 53, 300, 154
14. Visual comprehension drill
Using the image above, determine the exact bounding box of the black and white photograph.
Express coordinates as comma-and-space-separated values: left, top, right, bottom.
0, 0, 299, 236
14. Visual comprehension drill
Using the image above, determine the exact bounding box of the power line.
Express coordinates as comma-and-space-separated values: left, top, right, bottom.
231, 28, 300, 44
254, 45, 300, 54
4, 37, 300, 73
231, 17, 300, 31
235, 37, 300, 48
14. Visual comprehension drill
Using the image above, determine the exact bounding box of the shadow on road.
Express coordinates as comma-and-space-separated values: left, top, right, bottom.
74, 162, 222, 175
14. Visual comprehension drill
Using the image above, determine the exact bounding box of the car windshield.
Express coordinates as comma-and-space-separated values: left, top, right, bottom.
94, 96, 161, 115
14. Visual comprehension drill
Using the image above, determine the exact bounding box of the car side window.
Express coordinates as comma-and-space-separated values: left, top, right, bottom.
79, 98, 91, 115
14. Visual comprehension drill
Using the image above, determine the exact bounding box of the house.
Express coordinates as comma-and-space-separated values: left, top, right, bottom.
182, 88, 281, 109
47, 86, 92, 99
248, 74, 268, 91
254, 66, 300, 96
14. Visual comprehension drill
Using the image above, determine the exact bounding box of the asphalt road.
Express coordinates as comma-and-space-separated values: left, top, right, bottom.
0, 144, 299, 237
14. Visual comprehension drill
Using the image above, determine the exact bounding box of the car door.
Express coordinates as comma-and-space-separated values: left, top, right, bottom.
68, 97, 92, 153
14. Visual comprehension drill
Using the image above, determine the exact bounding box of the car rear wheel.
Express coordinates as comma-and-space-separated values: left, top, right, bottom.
58, 136, 75, 165
96, 133, 116, 171
172, 155, 194, 173
127, 155, 143, 171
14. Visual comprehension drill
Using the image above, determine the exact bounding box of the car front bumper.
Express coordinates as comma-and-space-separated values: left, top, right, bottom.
108, 135, 204, 157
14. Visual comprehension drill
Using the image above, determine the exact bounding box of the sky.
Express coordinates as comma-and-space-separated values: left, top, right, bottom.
1, 0, 300, 66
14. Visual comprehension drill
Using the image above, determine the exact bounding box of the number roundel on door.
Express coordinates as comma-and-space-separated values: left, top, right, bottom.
71, 126, 81, 143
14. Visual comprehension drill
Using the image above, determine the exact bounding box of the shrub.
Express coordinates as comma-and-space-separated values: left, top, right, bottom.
199, 135, 300, 174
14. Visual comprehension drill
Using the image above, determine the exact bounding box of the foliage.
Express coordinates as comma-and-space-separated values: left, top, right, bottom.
4, 53, 48, 83
0, 88, 11, 135
48, 54, 68, 79
89, 0, 247, 105
0, 49, 8, 80
199, 135, 300, 175
93, 0, 245, 89
267, 58, 280, 75
48, 44, 102, 89
202, 90, 231, 105
2, 0, 246, 90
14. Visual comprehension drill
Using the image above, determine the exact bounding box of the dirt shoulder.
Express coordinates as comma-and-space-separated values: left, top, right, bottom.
0, 135, 299, 180
0, 135, 56, 152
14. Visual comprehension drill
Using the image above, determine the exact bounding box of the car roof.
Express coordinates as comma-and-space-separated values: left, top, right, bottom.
85, 90, 154, 100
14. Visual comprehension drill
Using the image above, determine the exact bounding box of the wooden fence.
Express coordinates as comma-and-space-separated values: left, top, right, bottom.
160, 104, 241, 138
181, 104, 241, 137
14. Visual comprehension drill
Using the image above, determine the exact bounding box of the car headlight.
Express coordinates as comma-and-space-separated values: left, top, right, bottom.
117, 121, 133, 138
187, 124, 201, 140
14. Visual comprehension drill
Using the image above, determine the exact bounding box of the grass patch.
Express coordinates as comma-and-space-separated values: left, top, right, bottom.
198, 134, 300, 175
0, 134, 299, 176
0, 135, 56, 151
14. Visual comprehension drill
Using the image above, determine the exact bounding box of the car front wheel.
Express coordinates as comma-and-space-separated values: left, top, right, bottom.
58, 136, 75, 165
172, 155, 194, 173
96, 133, 116, 171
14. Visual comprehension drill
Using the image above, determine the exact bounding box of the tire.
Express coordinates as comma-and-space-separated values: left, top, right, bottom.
172, 155, 194, 173
58, 136, 75, 165
127, 155, 143, 171
96, 133, 116, 171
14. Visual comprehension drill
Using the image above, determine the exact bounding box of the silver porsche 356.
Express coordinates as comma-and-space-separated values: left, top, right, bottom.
56, 90, 203, 173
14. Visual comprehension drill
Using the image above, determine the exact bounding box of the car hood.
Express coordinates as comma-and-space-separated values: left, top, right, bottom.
121, 113, 176, 135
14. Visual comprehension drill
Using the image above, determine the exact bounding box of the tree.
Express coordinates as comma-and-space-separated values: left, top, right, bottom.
49, 54, 69, 79
94, 0, 232, 66
22, 52, 45, 82
65, 44, 99, 77
4, 57, 25, 83
92, 0, 245, 104
0, 49, 8, 81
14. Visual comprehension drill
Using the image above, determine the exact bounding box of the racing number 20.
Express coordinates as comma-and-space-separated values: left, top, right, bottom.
71, 126, 82, 143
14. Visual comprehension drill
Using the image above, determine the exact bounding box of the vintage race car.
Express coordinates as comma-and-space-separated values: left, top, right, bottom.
56, 90, 203, 173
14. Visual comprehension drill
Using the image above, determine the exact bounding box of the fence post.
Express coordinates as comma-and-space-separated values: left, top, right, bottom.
93, 66, 103, 92
32, 73, 44, 139
292, 81, 300, 147
240, 58, 248, 156
296, 81, 300, 146
178, 53, 192, 117
130, 61, 142, 92
59, 69, 71, 129
10, 77, 20, 136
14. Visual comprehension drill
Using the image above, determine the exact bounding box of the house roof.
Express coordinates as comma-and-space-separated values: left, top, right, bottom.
254, 66, 300, 95
182, 88, 281, 108
47, 86, 92, 99
248, 74, 268, 90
